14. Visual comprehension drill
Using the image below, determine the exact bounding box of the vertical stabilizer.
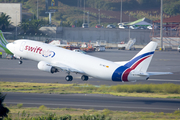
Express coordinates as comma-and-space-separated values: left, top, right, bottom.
125, 41, 157, 72
0, 30, 12, 54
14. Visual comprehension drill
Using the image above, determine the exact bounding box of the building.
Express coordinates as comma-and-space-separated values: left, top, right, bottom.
152, 15, 180, 48
0, 3, 22, 27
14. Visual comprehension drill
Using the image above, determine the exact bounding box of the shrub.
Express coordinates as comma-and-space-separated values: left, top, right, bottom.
39, 105, 47, 111
17, 103, 23, 108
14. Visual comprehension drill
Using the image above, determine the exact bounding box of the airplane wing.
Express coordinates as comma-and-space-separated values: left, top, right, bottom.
50, 61, 85, 74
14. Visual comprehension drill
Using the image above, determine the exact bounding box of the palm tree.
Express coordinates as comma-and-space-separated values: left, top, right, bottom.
0, 13, 12, 30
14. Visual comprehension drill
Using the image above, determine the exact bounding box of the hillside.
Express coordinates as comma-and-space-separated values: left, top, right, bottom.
1, 0, 180, 27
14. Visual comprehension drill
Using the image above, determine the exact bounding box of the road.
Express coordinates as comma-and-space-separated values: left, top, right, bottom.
4, 92, 180, 113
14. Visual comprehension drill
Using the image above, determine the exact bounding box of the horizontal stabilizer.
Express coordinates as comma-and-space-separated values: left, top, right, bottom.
147, 72, 173, 76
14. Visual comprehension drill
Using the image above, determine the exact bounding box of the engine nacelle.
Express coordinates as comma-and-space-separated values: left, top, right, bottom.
37, 61, 58, 74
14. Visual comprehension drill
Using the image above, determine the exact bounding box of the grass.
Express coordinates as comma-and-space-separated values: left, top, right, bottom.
4, 105, 180, 120
1, 82, 180, 119
1, 82, 180, 99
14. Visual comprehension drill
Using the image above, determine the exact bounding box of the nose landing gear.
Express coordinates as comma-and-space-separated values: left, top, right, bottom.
19, 60, 22, 64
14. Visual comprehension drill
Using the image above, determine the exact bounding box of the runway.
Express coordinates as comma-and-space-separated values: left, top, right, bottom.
0, 49, 180, 85
1, 49, 180, 113
4, 92, 180, 113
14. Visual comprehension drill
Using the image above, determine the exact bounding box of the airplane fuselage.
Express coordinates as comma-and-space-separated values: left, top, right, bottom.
7, 39, 161, 82
8, 40, 124, 80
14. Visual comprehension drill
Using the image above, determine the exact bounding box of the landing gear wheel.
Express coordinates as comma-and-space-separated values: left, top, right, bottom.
19, 60, 22, 64
81, 75, 89, 81
65, 75, 73, 81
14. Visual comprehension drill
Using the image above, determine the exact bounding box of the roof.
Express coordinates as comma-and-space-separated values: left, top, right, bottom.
153, 15, 180, 23
127, 17, 152, 26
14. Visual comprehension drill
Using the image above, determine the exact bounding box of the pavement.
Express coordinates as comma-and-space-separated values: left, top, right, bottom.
1, 49, 180, 113
4, 92, 180, 113
0, 49, 180, 85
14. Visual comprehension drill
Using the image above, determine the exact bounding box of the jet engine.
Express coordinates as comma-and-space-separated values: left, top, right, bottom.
37, 61, 58, 74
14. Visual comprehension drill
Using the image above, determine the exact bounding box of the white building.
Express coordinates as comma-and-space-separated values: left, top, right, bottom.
0, 3, 22, 27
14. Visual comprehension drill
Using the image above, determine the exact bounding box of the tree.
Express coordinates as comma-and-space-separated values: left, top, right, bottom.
74, 20, 83, 27
19, 21, 30, 33
19, 19, 48, 33
163, 1, 180, 15
0, 93, 9, 120
0, 13, 11, 30
29, 19, 47, 32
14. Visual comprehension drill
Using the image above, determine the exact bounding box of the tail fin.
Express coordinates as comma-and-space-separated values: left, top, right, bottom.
112, 41, 172, 82
125, 41, 157, 73
0, 30, 12, 54
126, 41, 172, 77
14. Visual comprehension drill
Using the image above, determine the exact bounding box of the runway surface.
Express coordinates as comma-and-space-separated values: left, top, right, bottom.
4, 92, 180, 113
1, 49, 180, 113
0, 49, 180, 85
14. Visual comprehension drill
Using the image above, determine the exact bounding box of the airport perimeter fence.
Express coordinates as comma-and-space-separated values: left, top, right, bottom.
4, 33, 52, 42
4, 27, 152, 46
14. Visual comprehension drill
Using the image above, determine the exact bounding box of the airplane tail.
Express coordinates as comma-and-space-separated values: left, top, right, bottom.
126, 41, 157, 73
124, 41, 172, 77
113, 41, 172, 82
0, 30, 12, 54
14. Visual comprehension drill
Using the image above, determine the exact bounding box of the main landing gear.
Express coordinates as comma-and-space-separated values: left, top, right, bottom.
81, 75, 89, 81
65, 75, 73, 81
65, 73, 89, 81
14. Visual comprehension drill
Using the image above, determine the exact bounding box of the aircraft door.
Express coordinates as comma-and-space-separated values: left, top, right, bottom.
19, 41, 26, 52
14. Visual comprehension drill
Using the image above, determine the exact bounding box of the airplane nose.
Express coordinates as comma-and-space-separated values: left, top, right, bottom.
6, 43, 14, 52
6, 43, 11, 49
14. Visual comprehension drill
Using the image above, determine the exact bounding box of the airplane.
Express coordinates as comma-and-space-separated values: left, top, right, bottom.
118, 38, 136, 50
0, 30, 13, 55
3, 34, 172, 82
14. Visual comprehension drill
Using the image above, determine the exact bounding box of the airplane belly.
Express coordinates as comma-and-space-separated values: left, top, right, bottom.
77, 60, 119, 80
86, 68, 113, 80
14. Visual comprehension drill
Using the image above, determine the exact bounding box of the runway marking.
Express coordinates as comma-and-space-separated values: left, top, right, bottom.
149, 79, 180, 82
5, 102, 177, 111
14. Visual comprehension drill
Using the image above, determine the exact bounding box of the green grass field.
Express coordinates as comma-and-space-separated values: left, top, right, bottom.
1, 81, 180, 119
1, 82, 180, 99
4, 105, 180, 120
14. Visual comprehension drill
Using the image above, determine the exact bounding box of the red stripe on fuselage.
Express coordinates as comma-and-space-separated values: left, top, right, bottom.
122, 55, 151, 81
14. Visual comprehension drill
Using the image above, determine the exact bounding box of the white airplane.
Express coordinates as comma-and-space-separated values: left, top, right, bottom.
5, 38, 172, 82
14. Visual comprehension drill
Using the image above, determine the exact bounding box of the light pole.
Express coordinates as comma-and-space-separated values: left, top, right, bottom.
99, 9, 100, 25
120, 0, 122, 23
129, 14, 131, 40
160, 0, 163, 50
83, 0, 85, 23
16, 11, 17, 40
37, 0, 38, 20
87, 12, 89, 26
